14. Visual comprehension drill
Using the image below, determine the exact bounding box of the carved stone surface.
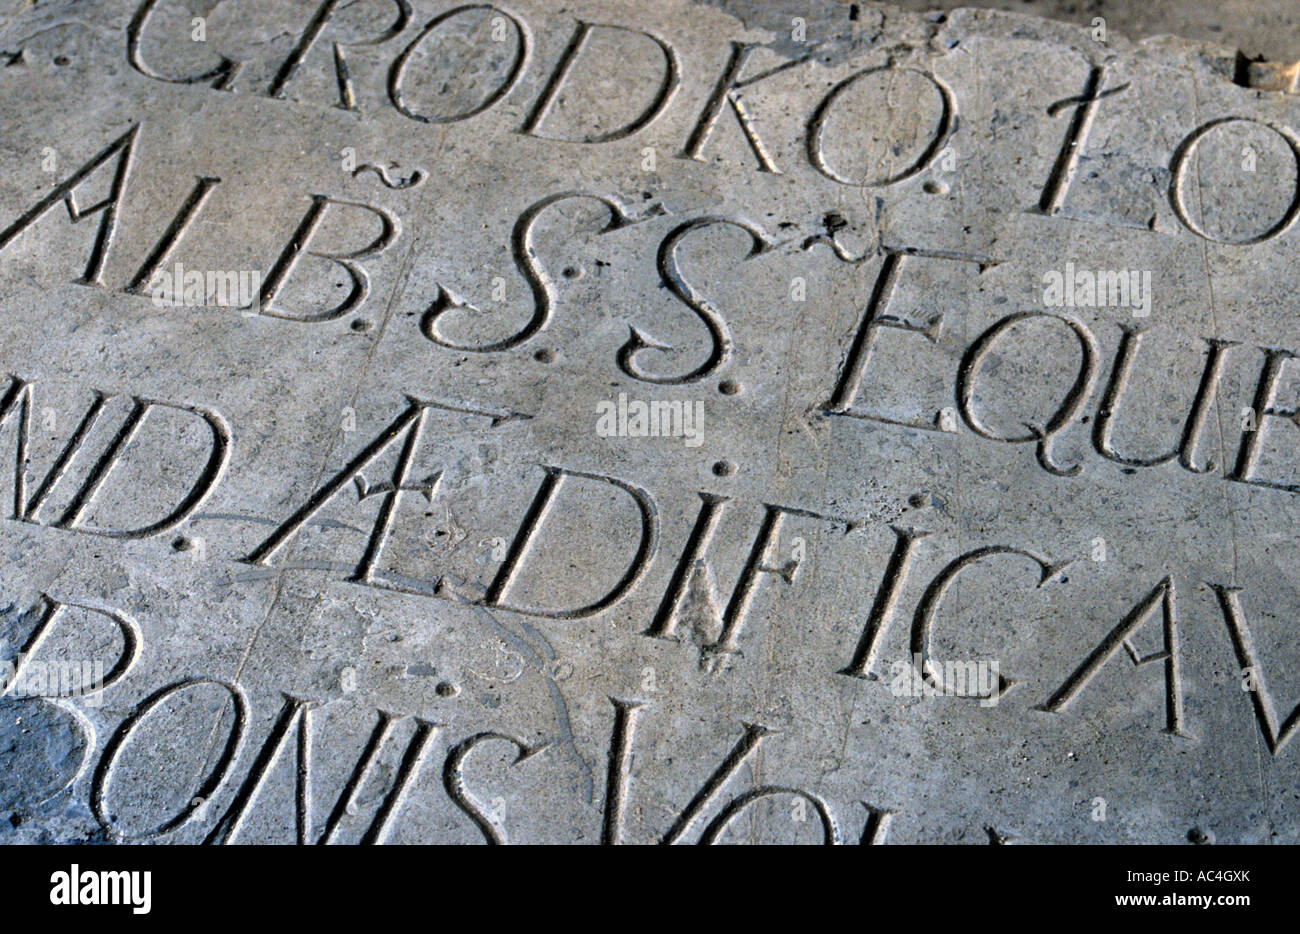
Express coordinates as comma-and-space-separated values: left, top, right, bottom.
0, 0, 1297, 845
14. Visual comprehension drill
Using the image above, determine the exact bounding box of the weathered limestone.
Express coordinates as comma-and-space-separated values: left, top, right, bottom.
0, 0, 1297, 844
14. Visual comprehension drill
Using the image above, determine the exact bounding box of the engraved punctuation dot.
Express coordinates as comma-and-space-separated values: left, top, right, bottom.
435, 681, 459, 697
712, 459, 735, 476
718, 379, 741, 395
533, 348, 555, 363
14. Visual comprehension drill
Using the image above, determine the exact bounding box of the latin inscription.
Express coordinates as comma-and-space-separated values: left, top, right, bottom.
0, 0, 1298, 844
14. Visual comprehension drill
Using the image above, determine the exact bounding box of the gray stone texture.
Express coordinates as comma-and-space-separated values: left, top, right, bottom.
0, 0, 1297, 844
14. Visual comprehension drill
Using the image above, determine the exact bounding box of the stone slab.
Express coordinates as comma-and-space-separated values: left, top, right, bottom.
0, 0, 1297, 844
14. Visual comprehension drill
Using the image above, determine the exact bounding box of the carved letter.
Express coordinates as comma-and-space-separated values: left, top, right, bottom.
1208, 584, 1300, 755
390, 5, 527, 123
619, 216, 770, 384
128, 0, 240, 89
645, 498, 849, 664
257, 195, 399, 321
839, 525, 929, 680
0, 125, 138, 286
957, 312, 1098, 476
911, 546, 1067, 702
807, 66, 955, 187
520, 20, 677, 143
444, 731, 544, 845
1038, 577, 1188, 737
483, 465, 658, 619
681, 42, 813, 174
1227, 347, 1300, 492
421, 191, 649, 353
204, 697, 439, 845
92, 678, 247, 840
1093, 326, 1234, 473
267, 0, 411, 110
